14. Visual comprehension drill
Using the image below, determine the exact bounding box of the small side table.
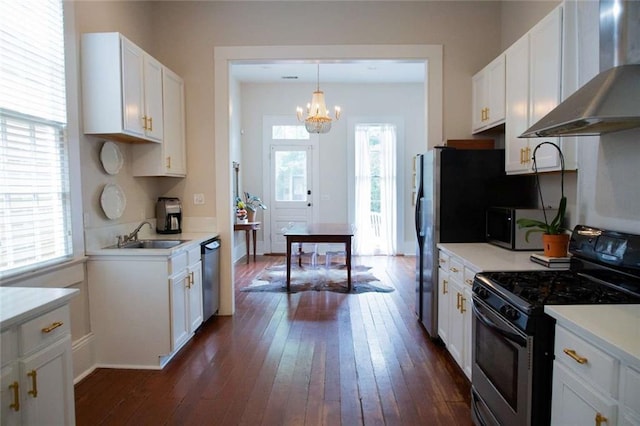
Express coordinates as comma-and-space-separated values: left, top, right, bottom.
234, 221, 261, 264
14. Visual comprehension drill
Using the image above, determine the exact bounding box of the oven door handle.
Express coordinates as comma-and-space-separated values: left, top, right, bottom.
473, 303, 526, 347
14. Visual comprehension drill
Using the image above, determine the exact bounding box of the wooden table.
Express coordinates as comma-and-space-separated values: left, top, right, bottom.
284, 223, 354, 292
234, 222, 261, 264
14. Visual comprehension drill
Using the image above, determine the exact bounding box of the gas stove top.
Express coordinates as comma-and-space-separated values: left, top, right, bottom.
476, 269, 640, 310
472, 225, 640, 332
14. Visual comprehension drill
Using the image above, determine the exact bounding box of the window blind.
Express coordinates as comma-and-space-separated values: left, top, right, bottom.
0, 0, 72, 279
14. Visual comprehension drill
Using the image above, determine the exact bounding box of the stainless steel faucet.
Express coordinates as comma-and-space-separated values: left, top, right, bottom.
117, 221, 152, 247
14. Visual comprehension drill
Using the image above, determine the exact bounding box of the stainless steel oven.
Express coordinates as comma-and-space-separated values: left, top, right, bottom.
471, 295, 531, 426
470, 225, 640, 426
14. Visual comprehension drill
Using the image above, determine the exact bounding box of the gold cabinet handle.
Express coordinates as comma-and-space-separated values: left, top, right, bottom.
520, 148, 525, 164
595, 412, 608, 426
450, 267, 459, 273
189, 272, 194, 287
166, 156, 171, 169
9, 381, 19, 411
148, 117, 153, 131
456, 293, 461, 310
525, 146, 531, 164
442, 280, 448, 295
563, 348, 588, 364
27, 370, 37, 398
465, 279, 473, 285
142, 115, 148, 130
460, 295, 466, 313
485, 107, 490, 121
41, 321, 63, 333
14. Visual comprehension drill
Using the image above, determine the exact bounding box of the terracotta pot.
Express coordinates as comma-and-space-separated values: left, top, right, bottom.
247, 210, 256, 223
542, 233, 570, 257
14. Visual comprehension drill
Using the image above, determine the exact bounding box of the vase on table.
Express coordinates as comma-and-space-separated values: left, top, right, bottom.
247, 210, 256, 223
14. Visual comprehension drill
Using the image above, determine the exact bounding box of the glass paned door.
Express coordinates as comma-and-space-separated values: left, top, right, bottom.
270, 145, 313, 253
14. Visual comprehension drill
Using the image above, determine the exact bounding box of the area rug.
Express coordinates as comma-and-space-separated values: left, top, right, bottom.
242, 263, 394, 294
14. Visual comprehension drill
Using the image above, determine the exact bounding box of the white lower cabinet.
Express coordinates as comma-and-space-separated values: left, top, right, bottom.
437, 249, 474, 380
1, 306, 75, 426
171, 257, 203, 351
551, 323, 640, 426
88, 242, 204, 369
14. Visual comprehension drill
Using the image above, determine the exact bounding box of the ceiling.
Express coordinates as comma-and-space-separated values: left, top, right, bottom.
231, 60, 425, 84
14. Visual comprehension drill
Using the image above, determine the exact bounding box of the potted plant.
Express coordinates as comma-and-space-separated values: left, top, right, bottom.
241, 192, 267, 222
516, 142, 570, 258
235, 199, 248, 224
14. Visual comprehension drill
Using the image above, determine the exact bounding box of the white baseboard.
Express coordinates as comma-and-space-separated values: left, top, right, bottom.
72, 333, 96, 384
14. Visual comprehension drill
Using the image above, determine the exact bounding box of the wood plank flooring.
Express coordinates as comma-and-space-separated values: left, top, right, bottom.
75, 255, 472, 425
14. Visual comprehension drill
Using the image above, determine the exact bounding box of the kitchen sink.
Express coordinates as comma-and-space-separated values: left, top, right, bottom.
108, 239, 187, 249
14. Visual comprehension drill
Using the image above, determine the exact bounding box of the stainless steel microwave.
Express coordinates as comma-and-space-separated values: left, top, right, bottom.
486, 207, 558, 251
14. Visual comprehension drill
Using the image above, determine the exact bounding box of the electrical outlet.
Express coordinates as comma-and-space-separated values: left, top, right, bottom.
193, 193, 205, 205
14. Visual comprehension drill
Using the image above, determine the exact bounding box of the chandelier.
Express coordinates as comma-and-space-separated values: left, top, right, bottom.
296, 64, 341, 134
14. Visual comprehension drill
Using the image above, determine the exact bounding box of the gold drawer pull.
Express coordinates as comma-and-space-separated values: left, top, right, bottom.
465, 279, 473, 284
27, 370, 37, 397
456, 293, 462, 310
460, 295, 466, 313
563, 348, 588, 364
595, 412, 608, 426
450, 267, 459, 273
41, 321, 63, 333
9, 381, 19, 411
442, 280, 448, 295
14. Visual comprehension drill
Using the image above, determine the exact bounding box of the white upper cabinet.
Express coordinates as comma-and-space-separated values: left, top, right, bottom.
472, 55, 506, 133
504, 4, 578, 175
132, 67, 187, 177
82, 32, 163, 144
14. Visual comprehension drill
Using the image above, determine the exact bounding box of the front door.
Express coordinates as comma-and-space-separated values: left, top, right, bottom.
263, 117, 318, 253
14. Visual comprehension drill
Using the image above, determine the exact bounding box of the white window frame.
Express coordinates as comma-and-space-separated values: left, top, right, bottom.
0, 0, 84, 281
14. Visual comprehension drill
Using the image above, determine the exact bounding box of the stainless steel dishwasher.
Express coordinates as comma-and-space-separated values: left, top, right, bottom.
201, 238, 220, 322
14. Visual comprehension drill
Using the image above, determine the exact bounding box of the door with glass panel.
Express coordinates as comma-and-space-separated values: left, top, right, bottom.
269, 144, 314, 253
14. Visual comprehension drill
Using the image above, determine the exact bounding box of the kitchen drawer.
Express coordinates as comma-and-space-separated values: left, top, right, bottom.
554, 325, 619, 397
463, 267, 478, 287
438, 251, 449, 271
1, 329, 17, 366
448, 257, 463, 283
19, 305, 70, 356
169, 251, 188, 275
186, 244, 201, 266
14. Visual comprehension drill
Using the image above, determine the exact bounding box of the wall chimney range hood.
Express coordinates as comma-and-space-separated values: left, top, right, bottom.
520, 0, 640, 138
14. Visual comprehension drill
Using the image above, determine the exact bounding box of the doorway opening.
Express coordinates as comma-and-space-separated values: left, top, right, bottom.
354, 123, 397, 255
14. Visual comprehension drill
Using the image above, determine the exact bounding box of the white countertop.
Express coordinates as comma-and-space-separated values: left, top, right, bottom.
1, 287, 79, 330
86, 232, 219, 257
545, 305, 640, 366
437, 242, 559, 271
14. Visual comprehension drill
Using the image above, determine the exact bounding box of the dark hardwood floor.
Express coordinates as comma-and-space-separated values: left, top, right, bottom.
75, 255, 472, 425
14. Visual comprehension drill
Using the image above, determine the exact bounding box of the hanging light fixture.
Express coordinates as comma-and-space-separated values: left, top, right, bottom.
296, 64, 341, 134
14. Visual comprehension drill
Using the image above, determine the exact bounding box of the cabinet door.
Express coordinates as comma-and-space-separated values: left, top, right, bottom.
447, 279, 464, 367
19, 336, 75, 426
143, 55, 164, 142
528, 6, 563, 172
471, 71, 487, 132
486, 55, 506, 127
462, 285, 472, 380
171, 270, 190, 351
1, 364, 20, 426
188, 261, 204, 333
437, 269, 450, 345
120, 37, 145, 138
505, 34, 532, 174
551, 361, 617, 426
162, 68, 186, 175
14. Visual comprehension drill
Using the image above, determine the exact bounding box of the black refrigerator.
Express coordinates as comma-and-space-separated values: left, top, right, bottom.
414, 147, 535, 337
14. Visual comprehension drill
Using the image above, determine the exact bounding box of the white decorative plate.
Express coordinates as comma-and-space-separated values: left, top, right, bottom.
100, 183, 126, 220
100, 141, 123, 175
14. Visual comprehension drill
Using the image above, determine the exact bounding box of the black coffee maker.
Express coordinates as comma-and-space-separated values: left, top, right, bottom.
156, 197, 182, 234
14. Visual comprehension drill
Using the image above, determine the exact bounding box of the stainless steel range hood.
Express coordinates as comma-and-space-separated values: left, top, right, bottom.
520, 0, 640, 138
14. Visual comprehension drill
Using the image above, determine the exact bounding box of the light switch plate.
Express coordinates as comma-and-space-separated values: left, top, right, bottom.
193, 193, 205, 205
